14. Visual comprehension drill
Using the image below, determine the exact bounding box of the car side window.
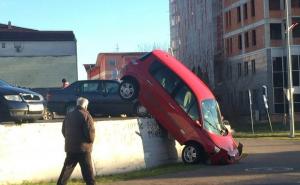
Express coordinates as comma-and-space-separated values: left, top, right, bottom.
81, 82, 100, 93
174, 85, 200, 121
149, 61, 181, 94
105, 82, 119, 94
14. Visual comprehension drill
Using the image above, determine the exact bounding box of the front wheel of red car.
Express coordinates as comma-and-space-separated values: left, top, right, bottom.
119, 79, 138, 101
182, 143, 206, 164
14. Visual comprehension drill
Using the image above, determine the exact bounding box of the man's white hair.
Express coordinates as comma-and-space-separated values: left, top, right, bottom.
77, 97, 89, 109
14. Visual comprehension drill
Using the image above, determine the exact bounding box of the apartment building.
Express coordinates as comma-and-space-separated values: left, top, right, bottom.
220, 0, 300, 118
170, 0, 300, 119
84, 52, 146, 80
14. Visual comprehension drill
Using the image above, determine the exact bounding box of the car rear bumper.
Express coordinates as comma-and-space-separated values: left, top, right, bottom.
210, 142, 243, 165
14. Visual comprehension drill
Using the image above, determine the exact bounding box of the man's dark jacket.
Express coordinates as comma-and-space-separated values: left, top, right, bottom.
62, 106, 95, 153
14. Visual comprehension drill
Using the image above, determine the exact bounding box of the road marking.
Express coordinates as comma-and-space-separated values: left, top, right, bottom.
245, 167, 294, 172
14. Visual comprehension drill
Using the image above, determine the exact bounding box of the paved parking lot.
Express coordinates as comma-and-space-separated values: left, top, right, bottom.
107, 138, 300, 185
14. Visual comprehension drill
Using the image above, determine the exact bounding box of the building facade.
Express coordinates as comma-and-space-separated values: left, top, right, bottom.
169, 0, 223, 89
170, 0, 300, 119
85, 52, 146, 80
0, 22, 77, 88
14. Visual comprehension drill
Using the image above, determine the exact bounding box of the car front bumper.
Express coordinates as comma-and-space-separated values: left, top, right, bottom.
210, 142, 243, 165
7, 101, 44, 121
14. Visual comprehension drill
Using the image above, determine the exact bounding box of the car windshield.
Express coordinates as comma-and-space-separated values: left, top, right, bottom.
0, 80, 11, 87
201, 99, 225, 135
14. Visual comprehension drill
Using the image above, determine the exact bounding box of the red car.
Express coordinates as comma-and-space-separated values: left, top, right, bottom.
119, 50, 242, 165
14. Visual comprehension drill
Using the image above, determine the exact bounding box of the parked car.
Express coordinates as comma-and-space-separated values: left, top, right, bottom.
119, 50, 243, 165
46, 80, 136, 117
0, 80, 44, 123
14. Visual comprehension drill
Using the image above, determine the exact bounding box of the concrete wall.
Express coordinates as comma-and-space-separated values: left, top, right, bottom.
0, 118, 183, 185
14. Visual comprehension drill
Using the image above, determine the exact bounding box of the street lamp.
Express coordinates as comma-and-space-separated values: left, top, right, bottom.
285, 0, 295, 138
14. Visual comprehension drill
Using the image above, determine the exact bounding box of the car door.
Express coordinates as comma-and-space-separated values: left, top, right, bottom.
101, 81, 133, 115
79, 81, 105, 115
142, 60, 191, 142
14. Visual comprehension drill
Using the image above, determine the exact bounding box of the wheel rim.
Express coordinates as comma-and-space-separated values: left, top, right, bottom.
183, 146, 198, 163
120, 82, 135, 99
43, 110, 53, 120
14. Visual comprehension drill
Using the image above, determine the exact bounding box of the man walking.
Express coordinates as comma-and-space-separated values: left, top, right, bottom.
57, 97, 96, 185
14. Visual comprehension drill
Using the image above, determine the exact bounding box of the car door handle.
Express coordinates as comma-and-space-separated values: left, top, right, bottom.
169, 103, 176, 110
146, 80, 153, 86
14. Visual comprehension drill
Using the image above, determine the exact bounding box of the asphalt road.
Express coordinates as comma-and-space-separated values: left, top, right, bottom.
107, 138, 300, 185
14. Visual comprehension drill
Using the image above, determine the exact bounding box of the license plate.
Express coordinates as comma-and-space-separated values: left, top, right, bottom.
29, 104, 44, 112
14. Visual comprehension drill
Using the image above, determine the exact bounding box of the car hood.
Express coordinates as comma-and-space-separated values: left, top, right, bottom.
0, 85, 39, 95
207, 132, 238, 153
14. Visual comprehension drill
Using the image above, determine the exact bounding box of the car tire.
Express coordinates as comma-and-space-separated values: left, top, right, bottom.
119, 79, 138, 101
182, 143, 206, 164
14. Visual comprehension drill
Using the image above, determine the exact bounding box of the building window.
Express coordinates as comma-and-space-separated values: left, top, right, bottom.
245, 32, 249, 48
229, 10, 232, 26
1, 43, 5, 48
292, 18, 300, 38
227, 64, 232, 80
238, 63, 242, 77
269, 0, 281, 10
252, 29, 257, 46
251, 60, 256, 74
238, 34, 242, 50
292, 0, 300, 8
230, 37, 233, 53
244, 62, 249, 76
251, 0, 255, 16
244, 3, 248, 20
239, 91, 244, 105
270, 23, 282, 40
237, 6, 241, 23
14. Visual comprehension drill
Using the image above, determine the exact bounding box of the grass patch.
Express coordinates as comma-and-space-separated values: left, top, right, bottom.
17, 163, 203, 185
230, 119, 300, 139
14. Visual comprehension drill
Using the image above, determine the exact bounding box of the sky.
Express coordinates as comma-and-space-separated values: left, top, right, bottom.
0, 0, 170, 80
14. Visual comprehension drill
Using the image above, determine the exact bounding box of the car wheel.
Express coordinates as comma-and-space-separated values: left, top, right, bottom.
43, 109, 53, 120
66, 104, 76, 114
182, 143, 205, 164
119, 79, 138, 101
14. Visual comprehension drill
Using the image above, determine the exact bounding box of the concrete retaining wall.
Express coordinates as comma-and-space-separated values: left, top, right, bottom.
0, 118, 183, 185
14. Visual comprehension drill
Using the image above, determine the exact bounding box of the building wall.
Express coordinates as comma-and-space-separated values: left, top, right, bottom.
88, 53, 145, 80
0, 56, 77, 88
170, 0, 222, 88
0, 41, 77, 88
0, 118, 183, 184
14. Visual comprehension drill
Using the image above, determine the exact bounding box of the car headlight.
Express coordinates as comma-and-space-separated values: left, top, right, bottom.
214, 146, 221, 153
4, 95, 22, 102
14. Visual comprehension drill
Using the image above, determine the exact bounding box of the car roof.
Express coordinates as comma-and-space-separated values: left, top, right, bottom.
151, 50, 215, 101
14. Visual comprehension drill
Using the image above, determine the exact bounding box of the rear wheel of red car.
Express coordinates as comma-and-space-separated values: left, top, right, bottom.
119, 79, 138, 101
182, 143, 205, 164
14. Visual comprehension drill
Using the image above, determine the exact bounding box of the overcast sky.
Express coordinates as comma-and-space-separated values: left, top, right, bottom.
0, 0, 170, 80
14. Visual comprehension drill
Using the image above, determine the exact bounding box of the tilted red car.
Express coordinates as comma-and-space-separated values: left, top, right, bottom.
119, 50, 242, 165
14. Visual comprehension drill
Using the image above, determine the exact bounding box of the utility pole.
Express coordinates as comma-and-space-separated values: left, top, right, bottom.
285, 0, 295, 138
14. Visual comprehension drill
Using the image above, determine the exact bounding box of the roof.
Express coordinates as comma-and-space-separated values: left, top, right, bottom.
0, 23, 76, 41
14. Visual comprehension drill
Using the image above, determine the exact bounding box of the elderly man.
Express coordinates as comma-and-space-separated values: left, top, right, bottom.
57, 97, 96, 185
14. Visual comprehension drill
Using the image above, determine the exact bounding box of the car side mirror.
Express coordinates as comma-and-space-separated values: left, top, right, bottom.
223, 120, 230, 126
